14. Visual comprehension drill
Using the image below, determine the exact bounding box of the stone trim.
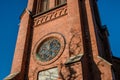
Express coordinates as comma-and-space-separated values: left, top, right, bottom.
20, 8, 32, 19
97, 56, 112, 66
4, 72, 20, 80
65, 54, 83, 65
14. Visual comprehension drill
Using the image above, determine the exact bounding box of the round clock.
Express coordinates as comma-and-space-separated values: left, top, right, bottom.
36, 38, 61, 62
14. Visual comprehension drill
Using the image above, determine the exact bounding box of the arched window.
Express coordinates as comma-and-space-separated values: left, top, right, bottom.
55, 0, 66, 6
55, 0, 61, 6
40, 0, 49, 12
36, 0, 67, 14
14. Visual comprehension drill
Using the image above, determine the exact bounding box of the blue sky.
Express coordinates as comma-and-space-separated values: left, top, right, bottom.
0, 0, 120, 80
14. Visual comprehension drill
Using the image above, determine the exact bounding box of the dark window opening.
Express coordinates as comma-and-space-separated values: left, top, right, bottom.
35, 0, 67, 15
55, 0, 66, 6
40, 0, 49, 12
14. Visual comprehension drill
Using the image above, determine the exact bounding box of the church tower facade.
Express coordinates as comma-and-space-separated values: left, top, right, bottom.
5, 0, 114, 80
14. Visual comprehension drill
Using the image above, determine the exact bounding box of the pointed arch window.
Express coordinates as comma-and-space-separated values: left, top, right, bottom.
36, 0, 67, 14
40, 0, 49, 12
55, 0, 66, 6
36, 0, 49, 14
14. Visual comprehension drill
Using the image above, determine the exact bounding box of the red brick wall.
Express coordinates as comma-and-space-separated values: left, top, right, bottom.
10, 0, 114, 80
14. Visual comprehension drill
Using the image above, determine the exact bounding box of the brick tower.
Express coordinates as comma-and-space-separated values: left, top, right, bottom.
5, 0, 114, 80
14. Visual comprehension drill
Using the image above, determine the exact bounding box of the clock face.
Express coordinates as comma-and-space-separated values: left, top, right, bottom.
38, 68, 58, 80
36, 38, 61, 62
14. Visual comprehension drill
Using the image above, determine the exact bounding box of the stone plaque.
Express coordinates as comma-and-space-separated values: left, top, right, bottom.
38, 68, 58, 80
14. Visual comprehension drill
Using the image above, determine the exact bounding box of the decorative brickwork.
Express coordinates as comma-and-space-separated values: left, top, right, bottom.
34, 5, 67, 27
7, 0, 115, 80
